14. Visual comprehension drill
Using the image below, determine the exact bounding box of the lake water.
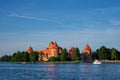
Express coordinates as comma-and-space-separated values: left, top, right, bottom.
0, 62, 119, 80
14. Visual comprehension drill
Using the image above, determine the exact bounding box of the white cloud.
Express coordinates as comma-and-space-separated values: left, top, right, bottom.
8, 13, 63, 24
8, 13, 49, 21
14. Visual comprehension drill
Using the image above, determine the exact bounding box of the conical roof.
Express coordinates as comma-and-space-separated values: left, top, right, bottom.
49, 41, 58, 49
27, 46, 33, 53
84, 44, 91, 51
83, 44, 91, 54
69, 47, 75, 52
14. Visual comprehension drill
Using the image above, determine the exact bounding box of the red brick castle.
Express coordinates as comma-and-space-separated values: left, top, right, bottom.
27, 41, 92, 61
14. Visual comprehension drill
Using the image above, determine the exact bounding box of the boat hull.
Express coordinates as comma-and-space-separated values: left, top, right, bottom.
93, 60, 101, 64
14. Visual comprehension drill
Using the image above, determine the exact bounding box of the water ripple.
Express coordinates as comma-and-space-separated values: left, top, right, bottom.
0, 62, 120, 80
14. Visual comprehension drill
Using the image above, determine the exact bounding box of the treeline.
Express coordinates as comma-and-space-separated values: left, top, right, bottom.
0, 48, 80, 62
93, 46, 120, 60
0, 51, 38, 62
0, 46, 120, 62
0, 55, 11, 62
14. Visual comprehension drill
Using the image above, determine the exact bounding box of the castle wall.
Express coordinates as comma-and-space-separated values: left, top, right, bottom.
50, 49, 58, 57
83, 50, 91, 54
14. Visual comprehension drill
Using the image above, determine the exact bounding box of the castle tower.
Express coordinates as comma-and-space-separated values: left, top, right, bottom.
82, 44, 92, 61
49, 41, 59, 57
83, 44, 91, 54
69, 47, 75, 60
27, 46, 33, 53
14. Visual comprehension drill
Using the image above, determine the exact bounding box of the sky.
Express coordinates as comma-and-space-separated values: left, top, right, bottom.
0, 0, 120, 56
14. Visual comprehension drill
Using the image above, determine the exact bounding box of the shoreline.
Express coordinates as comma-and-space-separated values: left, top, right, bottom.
36, 61, 81, 64
101, 60, 120, 63
9, 61, 81, 64
2, 60, 120, 64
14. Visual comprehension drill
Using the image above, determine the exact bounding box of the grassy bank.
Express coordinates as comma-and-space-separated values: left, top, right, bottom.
11, 60, 120, 64
36, 61, 81, 64
11, 61, 81, 64
101, 60, 120, 63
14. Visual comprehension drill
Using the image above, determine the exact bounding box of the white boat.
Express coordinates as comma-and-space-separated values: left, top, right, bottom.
93, 60, 101, 64
20, 62, 26, 64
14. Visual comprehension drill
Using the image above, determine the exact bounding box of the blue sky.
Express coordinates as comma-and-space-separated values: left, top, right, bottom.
0, 0, 120, 56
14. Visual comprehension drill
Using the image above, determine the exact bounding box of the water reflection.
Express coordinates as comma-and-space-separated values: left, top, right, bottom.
46, 64, 56, 80
47, 64, 56, 72
0, 62, 120, 80
84, 63, 90, 72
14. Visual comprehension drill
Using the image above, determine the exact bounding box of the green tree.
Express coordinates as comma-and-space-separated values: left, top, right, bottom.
38, 52, 44, 61
60, 48, 67, 61
96, 46, 112, 60
97, 46, 111, 60
118, 51, 120, 60
11, 51, 22, 62
21, 51, 29, 62
92, 51, 99, 60
29, 51, 38, 62
48, 56, 60, 61
74, 47, 80, 61
11, 52, 17, 62
16, 51, 22, 62
0, 55, 11, 62
111, 48, 119, 60
11, 51, 29, 62
11, 52, 20, 62
98, 52, 105, 60
99, 46, 106, 60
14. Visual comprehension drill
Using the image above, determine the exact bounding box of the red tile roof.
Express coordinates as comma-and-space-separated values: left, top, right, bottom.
83, 44, 91, 54
84, 44, 91, 51
27, 46, 33, 53
49, 41, 58, 49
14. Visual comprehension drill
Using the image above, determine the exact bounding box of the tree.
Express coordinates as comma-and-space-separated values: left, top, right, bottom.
11, 51, 29, 62
98, 46, 106, 60
11, 53, 16, 62
111, 48, 119, 60
98, 52, 105, 60
16, 51, 22, 62
0, 55, 11, 62
12, 51, 22, 62
74, 47, 80, 61
97, 46, 111, 60
60, 48, 67, 61
48, 56, 60, 61
118, 51, 120, 60
29, 51, 38, 62
92, 51, 99, 60
21, 51, 29, 62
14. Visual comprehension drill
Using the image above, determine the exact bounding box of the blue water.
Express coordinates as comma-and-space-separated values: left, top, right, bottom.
0, 62, 119, 80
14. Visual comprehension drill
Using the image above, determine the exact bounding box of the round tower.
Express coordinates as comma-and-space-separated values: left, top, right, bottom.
49, 41, 59, 57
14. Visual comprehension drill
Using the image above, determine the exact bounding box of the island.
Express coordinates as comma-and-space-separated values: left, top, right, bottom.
0, 41, 120, 63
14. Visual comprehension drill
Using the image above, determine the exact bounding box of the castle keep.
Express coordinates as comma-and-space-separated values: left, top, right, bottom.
27, 41, 62, 61
27, 41, 92, 61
